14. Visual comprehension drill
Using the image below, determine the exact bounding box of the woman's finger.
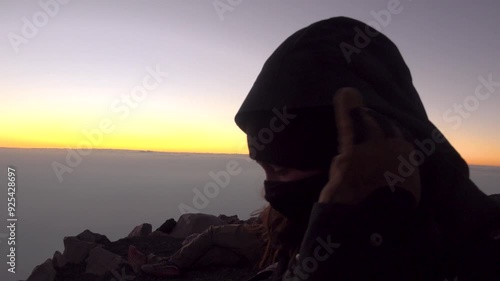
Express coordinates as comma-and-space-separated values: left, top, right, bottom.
333, 87, 364, 153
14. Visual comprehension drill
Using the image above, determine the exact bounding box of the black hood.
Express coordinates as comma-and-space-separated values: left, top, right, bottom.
235, 17, 500, 245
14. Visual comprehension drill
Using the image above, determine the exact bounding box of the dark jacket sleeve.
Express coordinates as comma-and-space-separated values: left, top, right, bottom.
289, 187, 443, 281
454, 206, 500, 280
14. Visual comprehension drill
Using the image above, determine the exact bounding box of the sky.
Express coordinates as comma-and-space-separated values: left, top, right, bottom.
0, 0, 499, 165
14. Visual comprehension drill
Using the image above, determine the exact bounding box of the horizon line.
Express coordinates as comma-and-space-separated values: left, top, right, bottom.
0, 146, 247, 156
1, 146, 498, 168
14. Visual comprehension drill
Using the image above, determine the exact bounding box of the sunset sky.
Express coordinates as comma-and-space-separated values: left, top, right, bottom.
0, 0, 499, 166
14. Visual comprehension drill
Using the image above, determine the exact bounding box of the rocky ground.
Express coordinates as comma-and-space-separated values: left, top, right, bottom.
25, 214, 261, 281
54, 235, 258, 281
25, 195, 500, 281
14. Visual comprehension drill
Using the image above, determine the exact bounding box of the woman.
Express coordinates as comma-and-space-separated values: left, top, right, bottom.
234, 17, 500, 280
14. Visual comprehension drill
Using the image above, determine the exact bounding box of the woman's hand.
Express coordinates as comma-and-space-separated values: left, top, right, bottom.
319, 87, 421, 205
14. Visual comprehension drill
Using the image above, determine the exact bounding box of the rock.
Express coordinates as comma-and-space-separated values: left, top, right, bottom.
62, 236, 100, 264
101, 264, 136, 281
27, 258, 56, 281
169, 213, 226, 238
156, 218, 177, 234
85, 247, 125, 276
76, 229, 111, 245
127, 245, 147, 273
127, 223, 152, 238
52, 251, 67, 269
182, 233, 200, 246
245, 216, 261, 225
218, 214, 242, 224
39, 229, 258, 281
191, 247, 243, 269
149, 230, 170, 237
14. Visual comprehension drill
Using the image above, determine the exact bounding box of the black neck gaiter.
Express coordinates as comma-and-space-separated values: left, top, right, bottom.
264, 173, 329, 222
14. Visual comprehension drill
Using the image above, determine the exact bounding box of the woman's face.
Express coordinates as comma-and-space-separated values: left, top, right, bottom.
256, 161, 324, 182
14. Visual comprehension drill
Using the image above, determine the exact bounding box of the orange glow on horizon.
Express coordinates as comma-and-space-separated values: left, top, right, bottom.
1, 99, 498, 166
2, 136, 499, 167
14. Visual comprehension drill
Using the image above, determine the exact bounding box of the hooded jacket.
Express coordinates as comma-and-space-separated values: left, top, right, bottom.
235, 17, 500, 280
